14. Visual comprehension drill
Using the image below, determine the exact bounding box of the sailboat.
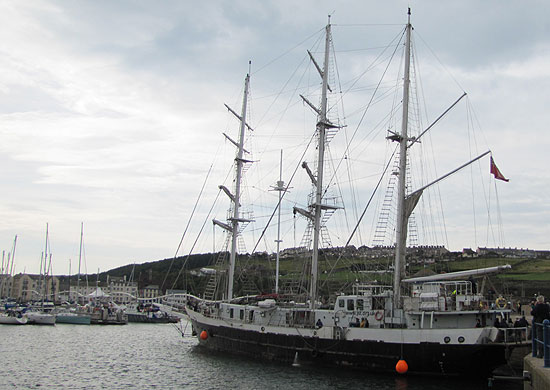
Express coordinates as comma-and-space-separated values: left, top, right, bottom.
55, 223, 91, 325
26, 224, 56, 325
0, 311, 28, 325
185, 10, 527, 377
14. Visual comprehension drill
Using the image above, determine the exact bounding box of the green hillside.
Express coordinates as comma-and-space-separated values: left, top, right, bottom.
61, 252, 550, 300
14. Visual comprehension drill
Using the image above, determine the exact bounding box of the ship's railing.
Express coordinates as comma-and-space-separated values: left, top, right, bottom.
532, 319, 550, 368
185, 298, 321, 328
497, 326, 529, 344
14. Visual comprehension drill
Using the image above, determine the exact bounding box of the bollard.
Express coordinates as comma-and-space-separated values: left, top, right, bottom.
544, 319, 550, 368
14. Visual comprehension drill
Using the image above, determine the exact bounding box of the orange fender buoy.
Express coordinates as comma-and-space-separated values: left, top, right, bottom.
200, 330, 208, 340
395, 359, 408, 374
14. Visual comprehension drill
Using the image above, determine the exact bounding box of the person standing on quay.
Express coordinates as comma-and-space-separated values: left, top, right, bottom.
531, 295, 550, 357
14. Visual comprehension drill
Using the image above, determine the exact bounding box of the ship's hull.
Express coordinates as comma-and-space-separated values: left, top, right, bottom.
0, 315, 28, 325
127, 313, 179, 323
26, 312, 56, 325
189, 316, 513, 377
55, 313, 91, 325
90, 308, 128, 325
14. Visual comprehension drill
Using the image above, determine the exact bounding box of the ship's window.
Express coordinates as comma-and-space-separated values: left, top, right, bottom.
357, 299, 364, 311
240, 309, 244, 320
347, 299, 354, 311
229, 308, 234, 318
249, 310, 254, 322
338, 299, 345, 308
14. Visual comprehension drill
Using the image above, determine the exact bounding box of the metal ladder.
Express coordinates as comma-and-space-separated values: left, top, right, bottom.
203, 234, 231, 300
373, 154, 399, 245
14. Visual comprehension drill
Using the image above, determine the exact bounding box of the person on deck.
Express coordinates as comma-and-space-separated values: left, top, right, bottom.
514, 316, 529, 341
517, 315, 529, 327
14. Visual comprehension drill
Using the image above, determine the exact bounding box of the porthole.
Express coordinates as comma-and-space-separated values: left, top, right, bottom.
458, 336, 465, 343
444, 336, 451, 344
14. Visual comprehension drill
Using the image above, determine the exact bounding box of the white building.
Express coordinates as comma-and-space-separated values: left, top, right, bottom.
163, 289, 187, 309
69, 284, 100, 304
141, 285, 160, 301
106, 275, 138, 304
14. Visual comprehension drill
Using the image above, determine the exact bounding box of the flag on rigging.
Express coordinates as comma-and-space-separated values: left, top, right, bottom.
490, 156, 509, 182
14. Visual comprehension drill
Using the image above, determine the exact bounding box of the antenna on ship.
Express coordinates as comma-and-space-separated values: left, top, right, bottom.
271, 150, 287, 294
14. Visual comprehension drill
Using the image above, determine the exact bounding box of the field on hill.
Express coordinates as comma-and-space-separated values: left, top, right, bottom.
82, 253, 549, 300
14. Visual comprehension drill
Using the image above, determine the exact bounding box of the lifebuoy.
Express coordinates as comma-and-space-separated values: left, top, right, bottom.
374, 311, 384, 321
495, 297, 507, 309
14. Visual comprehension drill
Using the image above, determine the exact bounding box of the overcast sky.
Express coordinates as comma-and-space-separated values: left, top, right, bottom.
0, 1, 548, 276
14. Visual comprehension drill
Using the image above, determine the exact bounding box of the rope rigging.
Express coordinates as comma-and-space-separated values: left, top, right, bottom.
162, 21, 509, 300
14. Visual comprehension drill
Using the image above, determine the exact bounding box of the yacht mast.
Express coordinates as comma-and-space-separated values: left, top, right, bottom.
392, 9, 412, 311
227, 73, 250, 300
309, 20, 331, 309
68, 259, 71, 303
11, 235, 17, 275
76, 222, 83, 304
42, 223, 49, 305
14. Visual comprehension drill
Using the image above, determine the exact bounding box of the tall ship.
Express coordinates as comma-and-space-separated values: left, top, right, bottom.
185, 10, 527, 377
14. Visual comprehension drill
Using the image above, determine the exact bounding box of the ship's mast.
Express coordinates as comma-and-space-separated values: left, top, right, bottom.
309, 20, 331, 309
273, 150, 285, 294
227, 73, 250, 300
392, 9, 412, 311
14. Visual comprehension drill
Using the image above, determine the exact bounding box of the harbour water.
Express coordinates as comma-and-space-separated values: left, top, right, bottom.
0, 319, 520, 389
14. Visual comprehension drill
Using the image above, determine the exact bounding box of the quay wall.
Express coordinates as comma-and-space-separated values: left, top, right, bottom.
524, 355, 550, 390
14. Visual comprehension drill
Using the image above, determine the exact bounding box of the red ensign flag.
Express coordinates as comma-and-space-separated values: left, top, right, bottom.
490, 157, 509, 182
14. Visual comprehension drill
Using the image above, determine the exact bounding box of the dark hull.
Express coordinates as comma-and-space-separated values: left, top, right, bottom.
90, 312, 127, 325
191, 319, 513, 377
128, 313, 179, 323
90, 319, 127, 325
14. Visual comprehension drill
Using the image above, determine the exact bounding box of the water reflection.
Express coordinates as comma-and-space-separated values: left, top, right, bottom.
0, 320, 519, 390
395, 377, 408, 390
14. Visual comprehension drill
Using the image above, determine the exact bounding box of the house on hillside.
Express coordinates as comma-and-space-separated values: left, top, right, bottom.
477, 247, 537, 258
462, 248, 477, 258
199, 267, 216, 275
